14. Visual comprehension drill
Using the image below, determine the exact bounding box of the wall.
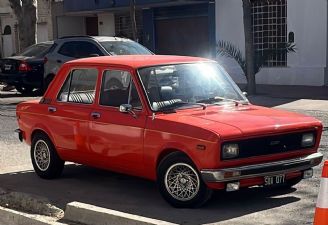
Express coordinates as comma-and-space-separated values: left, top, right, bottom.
37, 0, 53, 43
215, 0, 247, 84
56, 16, 86, 38
97, 13, 115, 36
216, 0, 327, 86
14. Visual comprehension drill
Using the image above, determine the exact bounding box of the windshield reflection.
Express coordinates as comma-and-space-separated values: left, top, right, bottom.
138, 62, 248, 112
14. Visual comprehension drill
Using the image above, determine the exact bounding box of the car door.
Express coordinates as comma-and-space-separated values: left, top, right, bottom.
49, 67, 99, 163
88, 68, 147, 176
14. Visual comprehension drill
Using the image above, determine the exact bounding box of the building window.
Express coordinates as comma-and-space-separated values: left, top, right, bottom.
252, 0, 287, 67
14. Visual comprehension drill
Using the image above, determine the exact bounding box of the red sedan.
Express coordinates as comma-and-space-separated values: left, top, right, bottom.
16, 55, 323, 207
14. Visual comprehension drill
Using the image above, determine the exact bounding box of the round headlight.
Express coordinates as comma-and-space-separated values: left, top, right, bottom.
222, 143, 239, 159
301, 133, 314, 147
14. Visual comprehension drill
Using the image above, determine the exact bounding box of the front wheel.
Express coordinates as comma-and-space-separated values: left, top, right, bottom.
31, 133, 64, 179
157, 152, 212, 208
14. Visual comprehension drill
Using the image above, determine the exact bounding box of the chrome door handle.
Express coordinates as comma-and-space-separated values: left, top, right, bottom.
48, 106, 56, 112
91, 112, 101, 119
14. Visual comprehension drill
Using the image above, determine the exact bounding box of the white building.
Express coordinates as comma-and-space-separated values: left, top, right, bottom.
0, 0, 53, 57
216, 0, 327, 87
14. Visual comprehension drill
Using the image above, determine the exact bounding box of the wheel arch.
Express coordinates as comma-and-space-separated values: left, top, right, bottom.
156, 148, 193, 170
31, 127, 55, 146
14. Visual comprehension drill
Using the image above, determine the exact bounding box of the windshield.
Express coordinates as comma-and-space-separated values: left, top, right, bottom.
138, 62, 248, 112
100, 40, 152, 55
19, 43, 52, 57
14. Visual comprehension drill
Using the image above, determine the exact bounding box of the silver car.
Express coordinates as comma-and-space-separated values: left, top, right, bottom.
43, 36, 152, 90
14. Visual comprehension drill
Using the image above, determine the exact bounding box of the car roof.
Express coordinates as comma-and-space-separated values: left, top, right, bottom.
66, 55, 214, 69
36, 41, 54, 45
55, 36, 132, 42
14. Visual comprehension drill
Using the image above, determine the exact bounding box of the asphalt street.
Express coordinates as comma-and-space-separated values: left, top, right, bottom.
0, 88, 327, 225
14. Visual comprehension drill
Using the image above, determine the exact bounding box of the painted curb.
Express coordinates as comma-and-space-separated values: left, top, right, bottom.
64, 202, 178, 225
0, 206, 66, 225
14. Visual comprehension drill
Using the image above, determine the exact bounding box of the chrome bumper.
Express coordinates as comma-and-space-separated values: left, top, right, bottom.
201, 152, 323, 182
15, 129, 23, 142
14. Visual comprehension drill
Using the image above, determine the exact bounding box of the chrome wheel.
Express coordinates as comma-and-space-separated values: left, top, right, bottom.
33, 140, 51, 171
164, 163, 200, 201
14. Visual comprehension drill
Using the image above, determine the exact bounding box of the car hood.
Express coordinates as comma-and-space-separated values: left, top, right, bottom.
157, 104, 322, 141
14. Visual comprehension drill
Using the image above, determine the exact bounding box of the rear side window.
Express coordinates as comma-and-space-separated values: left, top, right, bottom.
58, 41, 103, 58
57, 68, 98, 104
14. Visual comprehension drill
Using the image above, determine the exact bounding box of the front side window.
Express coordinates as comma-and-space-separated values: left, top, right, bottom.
100, 70, 142, 109
57, 68, 98, 104
138, 62, 247, 112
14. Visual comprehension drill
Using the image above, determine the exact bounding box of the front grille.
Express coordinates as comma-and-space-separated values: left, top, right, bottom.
222, 131, 316, 160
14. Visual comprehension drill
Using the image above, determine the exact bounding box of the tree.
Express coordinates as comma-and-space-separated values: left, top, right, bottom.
218, 0, 296, 95
129, 0, 138, 41
8, 0, 37, 52
242, 0, 256, 95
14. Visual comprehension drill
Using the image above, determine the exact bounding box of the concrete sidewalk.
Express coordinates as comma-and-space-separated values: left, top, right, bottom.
240, 84, 328, 100
244, 84, 328, 111
249, 95, 328, 112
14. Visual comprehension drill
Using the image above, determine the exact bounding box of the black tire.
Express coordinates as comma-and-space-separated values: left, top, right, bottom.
157, 152, 212, 208
31, 133, 64, 179
15, 85, 34, 94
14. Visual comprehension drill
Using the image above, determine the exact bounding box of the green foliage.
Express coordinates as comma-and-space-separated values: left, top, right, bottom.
217, 41, 296, 78
217, 41, 247, 75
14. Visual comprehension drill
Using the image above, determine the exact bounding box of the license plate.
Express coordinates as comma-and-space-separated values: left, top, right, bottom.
264, 174, 285, 186
4, 64, 12, 70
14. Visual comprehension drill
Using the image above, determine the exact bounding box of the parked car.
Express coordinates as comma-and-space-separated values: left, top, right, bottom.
16, 55, 323, 208
43, 36, 152, 90
0, 41, 54, 94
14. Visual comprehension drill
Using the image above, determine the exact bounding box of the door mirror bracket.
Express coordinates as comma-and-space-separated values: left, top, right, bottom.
119, 104, 137, 118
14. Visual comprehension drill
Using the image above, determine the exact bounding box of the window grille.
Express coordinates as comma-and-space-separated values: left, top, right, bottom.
114, 11, 143, 43
251, 0, 287, 67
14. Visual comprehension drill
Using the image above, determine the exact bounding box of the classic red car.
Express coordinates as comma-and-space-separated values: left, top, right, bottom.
16, 55, 323, 207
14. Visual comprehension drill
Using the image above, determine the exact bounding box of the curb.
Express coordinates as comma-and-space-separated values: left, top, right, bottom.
64, 202, 178, 225
0, 206, 66, 225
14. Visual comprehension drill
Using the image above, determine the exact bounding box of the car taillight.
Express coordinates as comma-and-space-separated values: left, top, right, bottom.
19, 61, 32, 72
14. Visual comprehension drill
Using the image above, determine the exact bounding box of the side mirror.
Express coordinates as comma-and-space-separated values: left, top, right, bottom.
242, 92, 248, 97
119, 104, 132, 113
119, 104, 137, 118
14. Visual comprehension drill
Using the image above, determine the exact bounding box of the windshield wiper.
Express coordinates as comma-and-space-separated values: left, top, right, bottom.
159, 101, 206, 112
197, 96, 249, 106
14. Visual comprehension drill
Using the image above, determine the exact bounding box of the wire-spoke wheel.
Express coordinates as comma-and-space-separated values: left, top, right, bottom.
165, 163, 200, 201
31, 133, 64, 179
34, 140, 51, 171
158, 152, 212, 208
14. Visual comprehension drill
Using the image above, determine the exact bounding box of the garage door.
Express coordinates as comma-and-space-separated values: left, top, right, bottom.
155, 16, 209, 57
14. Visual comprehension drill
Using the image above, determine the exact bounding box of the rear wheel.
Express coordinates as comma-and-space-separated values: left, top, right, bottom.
31, 133, 64, 179
157, 152, 212, 208
15, 85, 34, 94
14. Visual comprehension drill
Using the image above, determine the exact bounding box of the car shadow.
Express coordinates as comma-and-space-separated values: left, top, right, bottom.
0, 165, 300, 225
0, 90, 42, 99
